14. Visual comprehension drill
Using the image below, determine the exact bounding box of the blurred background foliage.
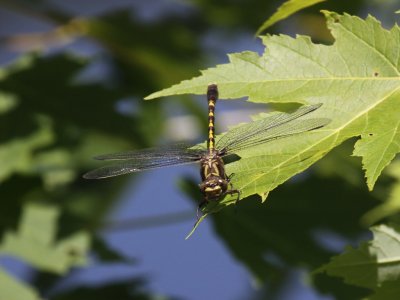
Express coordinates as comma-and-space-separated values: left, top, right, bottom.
0, 0, 399, 299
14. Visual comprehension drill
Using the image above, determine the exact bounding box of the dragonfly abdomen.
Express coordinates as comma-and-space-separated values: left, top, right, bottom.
207, 84, 218, 152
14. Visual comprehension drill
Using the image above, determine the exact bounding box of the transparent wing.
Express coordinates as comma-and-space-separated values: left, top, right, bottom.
216, 104, 330, 154
93, 143, 202, 160
83, 143, 205, 179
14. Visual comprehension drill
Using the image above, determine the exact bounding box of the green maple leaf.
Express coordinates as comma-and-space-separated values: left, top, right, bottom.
361, 160, 400, 225
256, 0, 326, 35
316, 223, 400, 291
146, 11, 400, 201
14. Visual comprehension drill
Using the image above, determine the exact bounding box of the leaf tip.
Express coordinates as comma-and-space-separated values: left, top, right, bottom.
321, 10, 341, 24
144, 91, 161, 100
185, 214, 206, 239
260, 192, 269, 202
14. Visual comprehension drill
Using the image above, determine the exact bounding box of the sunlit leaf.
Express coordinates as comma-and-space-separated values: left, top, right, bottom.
256, 0, 326, 35
0, 116, 54, 182
361, 160, 400, 225
0, 203, 90, 274
146, 12, 400, 194
0, 267, 41, 300
32, 149, 76, 189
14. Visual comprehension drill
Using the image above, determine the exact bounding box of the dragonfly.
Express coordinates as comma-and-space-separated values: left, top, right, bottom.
84, 84, 330, 215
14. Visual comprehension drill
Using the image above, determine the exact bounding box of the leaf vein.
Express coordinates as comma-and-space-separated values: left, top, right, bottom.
339, 22, 400, 75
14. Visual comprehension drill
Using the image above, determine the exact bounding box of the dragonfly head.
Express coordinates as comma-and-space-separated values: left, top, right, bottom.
200, 176, 228, 200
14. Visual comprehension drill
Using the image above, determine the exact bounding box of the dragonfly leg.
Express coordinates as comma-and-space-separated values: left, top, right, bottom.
226, 188, 241, 204
197, 200, 208, 221
223, 188, 241, 214
226, 173, 241, 205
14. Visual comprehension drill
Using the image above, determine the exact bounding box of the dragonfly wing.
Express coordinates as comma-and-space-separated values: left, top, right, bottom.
216, 104, 330, 153
84, 163, 148, 179
83, 156, 201, 179
94, 143, 200, 160
222, 118, 330, 153
84, 144, 205, 179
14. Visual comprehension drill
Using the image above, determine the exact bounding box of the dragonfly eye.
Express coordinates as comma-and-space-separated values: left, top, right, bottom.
205, 185, 221, 191
204, 185, 223, 199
